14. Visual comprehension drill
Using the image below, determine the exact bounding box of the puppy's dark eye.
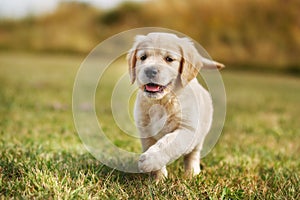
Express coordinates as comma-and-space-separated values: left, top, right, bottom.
140, 55, 147, 61
165, 56, 174, 62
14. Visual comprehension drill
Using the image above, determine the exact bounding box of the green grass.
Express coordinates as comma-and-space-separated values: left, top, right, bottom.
0, 52, 299, 199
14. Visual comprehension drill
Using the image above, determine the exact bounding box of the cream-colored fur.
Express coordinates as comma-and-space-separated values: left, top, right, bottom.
127, 32, 224, 179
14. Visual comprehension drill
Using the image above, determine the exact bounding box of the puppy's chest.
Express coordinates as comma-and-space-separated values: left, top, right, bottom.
139, 99, 181, 139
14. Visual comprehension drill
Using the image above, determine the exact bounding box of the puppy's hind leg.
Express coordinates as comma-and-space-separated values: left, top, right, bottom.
184, 144, 201, 177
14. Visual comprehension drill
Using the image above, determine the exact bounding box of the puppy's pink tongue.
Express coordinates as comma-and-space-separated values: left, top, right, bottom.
145, 84, 160, 92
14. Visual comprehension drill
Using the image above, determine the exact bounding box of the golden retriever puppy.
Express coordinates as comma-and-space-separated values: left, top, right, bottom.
127, 32, 224, 180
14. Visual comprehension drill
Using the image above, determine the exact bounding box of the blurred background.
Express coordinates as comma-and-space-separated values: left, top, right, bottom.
0, 0, 299, 73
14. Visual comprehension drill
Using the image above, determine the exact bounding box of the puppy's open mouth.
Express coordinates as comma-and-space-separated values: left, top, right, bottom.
144, 83, 166, 93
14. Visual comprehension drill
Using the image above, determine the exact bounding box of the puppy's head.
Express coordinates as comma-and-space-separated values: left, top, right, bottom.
127, 32, 224, 99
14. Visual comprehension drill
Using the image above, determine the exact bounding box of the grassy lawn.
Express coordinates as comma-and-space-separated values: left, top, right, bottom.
0, 52, 299, 199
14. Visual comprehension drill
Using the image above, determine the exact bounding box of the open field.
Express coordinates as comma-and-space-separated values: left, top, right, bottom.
0, 53, 299, 199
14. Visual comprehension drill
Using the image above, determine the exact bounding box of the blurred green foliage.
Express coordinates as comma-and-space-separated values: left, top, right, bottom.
0, 0, 299, 71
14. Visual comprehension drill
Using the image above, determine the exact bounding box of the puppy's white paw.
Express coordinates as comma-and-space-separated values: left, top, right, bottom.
138, 152, 164, 173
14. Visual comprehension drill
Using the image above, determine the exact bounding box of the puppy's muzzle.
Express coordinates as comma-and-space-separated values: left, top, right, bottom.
144, 67, 158, 79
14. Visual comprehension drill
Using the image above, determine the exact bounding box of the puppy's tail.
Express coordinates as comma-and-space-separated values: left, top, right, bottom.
201, 57, 225, 70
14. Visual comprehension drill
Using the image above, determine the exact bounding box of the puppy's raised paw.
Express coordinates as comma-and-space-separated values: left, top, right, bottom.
138, 152, 164, 173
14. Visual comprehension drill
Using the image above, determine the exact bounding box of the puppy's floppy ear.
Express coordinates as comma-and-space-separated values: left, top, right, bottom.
179, 38, 225, 86
127, 48, 137, 84
179, 38, 203, 87
127, 35, 146, 84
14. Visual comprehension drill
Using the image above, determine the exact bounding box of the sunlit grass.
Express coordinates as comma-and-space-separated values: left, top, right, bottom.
0, 53, 299, 199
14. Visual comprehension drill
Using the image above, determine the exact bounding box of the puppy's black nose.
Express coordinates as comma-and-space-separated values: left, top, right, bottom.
145, 67, 158, 79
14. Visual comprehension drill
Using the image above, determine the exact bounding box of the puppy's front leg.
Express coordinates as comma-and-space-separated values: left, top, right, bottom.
138, 129, 196, 173
140, 137, 168, 179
